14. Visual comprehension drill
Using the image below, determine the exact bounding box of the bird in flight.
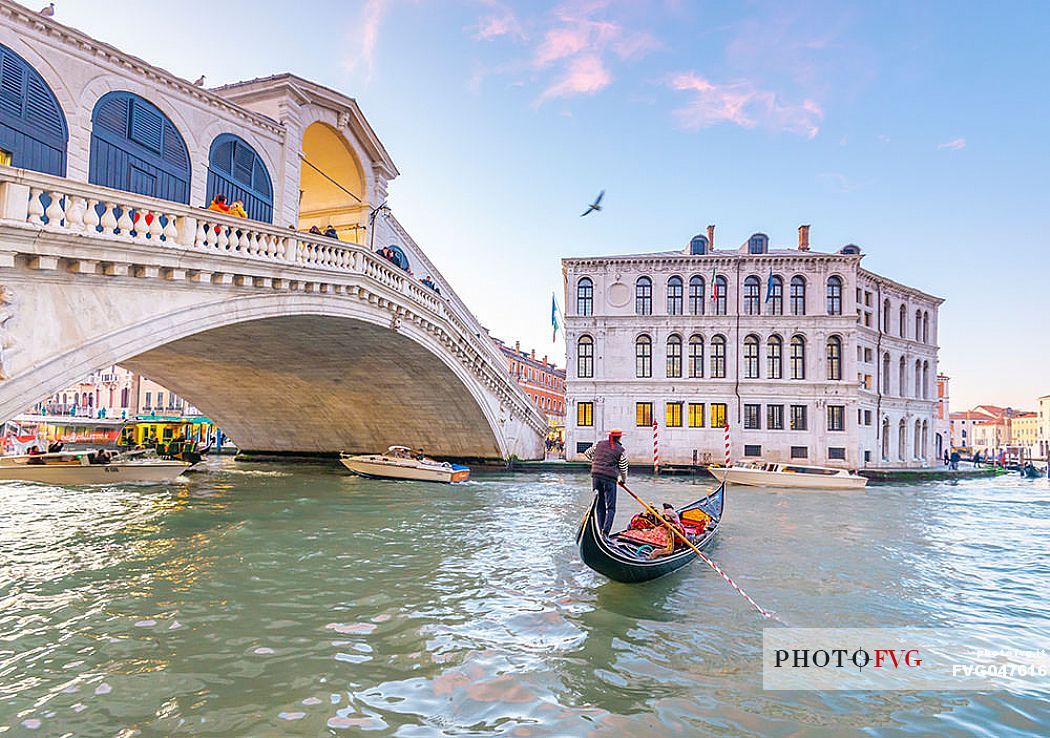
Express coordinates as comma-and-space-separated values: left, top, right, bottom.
580, 190, 605, 217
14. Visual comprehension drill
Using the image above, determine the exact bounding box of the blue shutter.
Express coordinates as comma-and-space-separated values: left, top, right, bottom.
206, 133, 273, 222
232, 142, 254, 186
0, 44, 67, 176
128, 101, 163, 153
94, 94, 128, 136
0, 53, 24, 117
25, 77, 64, 139
162, 119, 188, 169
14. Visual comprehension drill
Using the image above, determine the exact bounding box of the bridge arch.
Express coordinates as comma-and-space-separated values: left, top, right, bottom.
10, 292, 507, 458
298, 121, 368, 240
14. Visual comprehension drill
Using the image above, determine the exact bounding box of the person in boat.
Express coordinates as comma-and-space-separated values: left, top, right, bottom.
89, 448, 111, 465
47, 440, 63, 453
583, 429, 628, 536
649, 503, 687, 560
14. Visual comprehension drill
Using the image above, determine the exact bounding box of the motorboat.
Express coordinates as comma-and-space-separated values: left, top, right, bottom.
707, 461, 867, 489
339, 446, 470, 483
0, 448, 190, 484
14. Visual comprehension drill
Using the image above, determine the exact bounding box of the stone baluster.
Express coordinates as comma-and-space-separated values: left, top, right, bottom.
227, 227, 240, 252
100, 202, 118, 235
27, 188, 44, 225
205, 222, 218, 251
83, 200, 100, 233
116, 205, 134, 236
65, 196, 86, 232
132, 211, 149, 242
194, 220, 207, 248
149, 212, 164, 242
44, 190, 65, 227
217, 224, 229, 252
163, 213, 179, 243
248, 232, 260, 257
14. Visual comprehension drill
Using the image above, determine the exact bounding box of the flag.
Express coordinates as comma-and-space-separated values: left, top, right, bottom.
551, 293, 561, 342
765, 266, 774, 303
710, 265, 718, 303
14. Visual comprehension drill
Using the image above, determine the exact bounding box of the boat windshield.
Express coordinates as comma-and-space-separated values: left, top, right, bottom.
781, 465, 840, 476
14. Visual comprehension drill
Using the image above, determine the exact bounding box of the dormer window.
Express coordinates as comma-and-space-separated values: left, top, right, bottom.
840, 244, 862, 255
747, 233, 769, 254
689, 235, 708, 255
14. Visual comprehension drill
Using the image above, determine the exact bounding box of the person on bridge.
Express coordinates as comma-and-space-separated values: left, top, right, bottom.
207, 194, 231, 214
583, 429, 629, 536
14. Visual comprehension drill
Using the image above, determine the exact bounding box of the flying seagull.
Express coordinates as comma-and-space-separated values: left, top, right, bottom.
193, 75, 206, 87
39, 3, 54, 16
580, 190, 604, 217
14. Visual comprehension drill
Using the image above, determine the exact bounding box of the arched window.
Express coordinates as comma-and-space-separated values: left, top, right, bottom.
768, 275, 784, 315
577, 335, 594, 378
207, 133, 273, 222
900, 356, 907, 397
914, 419, 922, 459
714, 275, 728, 316
899, 419, 907, 460
923, 311, 930, 343
90, 91, 190, 203
921, 420, 929, 457
743, 276, 761, 315
900, 304, 908, 337
688, 335, 704, 378
748, 233, 769, 254
767, 335, 783, 379
922, 361, 930, 399
688, 276, 705, 315
0, 43, 68, 175
576, 277, 593, 316
710, 335, 726, 378
635, 277, 652, 315
883, 298, 891, 333
914, 360, 921, 399
666, 334, 682, 377
790, 335, 806, 379
914, 309, 921, 341
120, 387, 129, 408
689, 234, 708, 255
882, 417, 890, 461
635, 334, 652, 377
826, 336, 842, 380
882, 353, 891, 393
744, 334, 760, 378
790, 276, 806, 316
826, 276, 843, 315
667, 276, 683, 315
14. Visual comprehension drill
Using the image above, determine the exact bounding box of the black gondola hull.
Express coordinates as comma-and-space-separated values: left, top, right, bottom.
576, 483, 725, 583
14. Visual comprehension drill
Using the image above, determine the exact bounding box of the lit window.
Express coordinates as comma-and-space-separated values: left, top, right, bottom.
688, 403, 705, 427
636, 402, 653, 427
666, 402, 683, 428
711, 403, 727, 428
577, 402, 593, 427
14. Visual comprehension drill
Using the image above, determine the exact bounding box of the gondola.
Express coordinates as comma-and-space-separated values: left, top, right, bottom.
576, 482, 725, 583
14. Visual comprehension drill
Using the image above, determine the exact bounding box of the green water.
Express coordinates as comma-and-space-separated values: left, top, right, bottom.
0, 461, 1047, 736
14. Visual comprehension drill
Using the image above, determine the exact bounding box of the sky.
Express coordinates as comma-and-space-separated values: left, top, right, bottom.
40, 0, 1050, 411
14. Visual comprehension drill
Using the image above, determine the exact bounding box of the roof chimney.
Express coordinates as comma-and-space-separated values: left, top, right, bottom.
531, 348, 535, 359
798, 224, 810, 251
515, 341, 520, 353
543, 355, 548, 365
707, 224, 715, 250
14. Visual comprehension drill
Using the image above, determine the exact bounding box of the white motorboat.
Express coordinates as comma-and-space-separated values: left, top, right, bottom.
340, 446, 470, 484
0, 449, 190, 484
707, 461, 868, 489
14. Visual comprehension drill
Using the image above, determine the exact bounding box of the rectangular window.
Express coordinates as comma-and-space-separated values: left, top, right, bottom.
666, 402, 682, 428
864, 373, 873, 390
144, 391, 152, 408
636, 402, 653, 427
864, 312, 872, 327
828, 405, 845, 432
864, 347, 873, 362
744, 444, 762, 457
791, 446, 809, 459
864, 450, 872, 462
577, 442, 591, 454
828, 447, 847, 460
688, 403, 705, 428
711, 403, 727, 428
790, 404, 808, 431
864, 410, 872, 426
767, 404, 784, 430
156, 391, 164, 408
577, 402, 593, 427
744, 403, 761, 430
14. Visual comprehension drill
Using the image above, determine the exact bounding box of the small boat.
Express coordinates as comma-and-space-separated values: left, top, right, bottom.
708, 461, 867, 489
339, 446, 470, 484
577, 482, 724, 583
0, 449, 190, 484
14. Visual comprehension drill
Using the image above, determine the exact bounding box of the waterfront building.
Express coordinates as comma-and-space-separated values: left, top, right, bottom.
35, 365, 137, 418
562, 225, 943, 468
935, 373, 950, 457
1040, 395, 1050, 460
492, 338, 566, 427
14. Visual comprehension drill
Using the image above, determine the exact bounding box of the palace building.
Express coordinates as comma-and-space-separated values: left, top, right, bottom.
562, 226, 943, 469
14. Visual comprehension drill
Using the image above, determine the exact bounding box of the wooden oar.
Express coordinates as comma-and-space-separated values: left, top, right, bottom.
617, 480, 781, 622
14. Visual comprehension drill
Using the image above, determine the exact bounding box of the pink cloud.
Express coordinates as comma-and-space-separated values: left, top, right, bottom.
668, 71, 823, 138
539, 53, 613, 101
345, 0, 391, 77
473, 2, 526, 41
937, 137, 966, 151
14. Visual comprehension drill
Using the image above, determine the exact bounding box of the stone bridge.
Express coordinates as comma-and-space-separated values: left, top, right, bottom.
0, 168, 546, 459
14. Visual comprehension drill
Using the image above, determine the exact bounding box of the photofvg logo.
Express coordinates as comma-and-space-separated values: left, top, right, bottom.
763, 627, 1050, 691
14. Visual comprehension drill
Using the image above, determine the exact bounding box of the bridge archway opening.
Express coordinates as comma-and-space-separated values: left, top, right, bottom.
298, 122, 367, 243
117, 313, 503, 459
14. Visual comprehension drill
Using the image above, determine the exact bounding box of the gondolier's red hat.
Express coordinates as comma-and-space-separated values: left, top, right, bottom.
608, 428, 623, 448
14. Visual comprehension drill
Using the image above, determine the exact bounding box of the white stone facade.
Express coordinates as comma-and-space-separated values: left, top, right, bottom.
563, 231, 943, 469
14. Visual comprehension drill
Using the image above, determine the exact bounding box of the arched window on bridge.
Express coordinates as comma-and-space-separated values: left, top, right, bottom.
90, 91, 191, 203
207, 133, 273, 222
0, 43, 67, 175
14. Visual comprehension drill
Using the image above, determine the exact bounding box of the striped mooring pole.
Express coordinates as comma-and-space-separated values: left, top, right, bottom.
652, 420, 660, 475
724, 421, 731, 467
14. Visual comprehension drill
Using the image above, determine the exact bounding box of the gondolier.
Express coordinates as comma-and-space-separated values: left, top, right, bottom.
583, 429, 629, 536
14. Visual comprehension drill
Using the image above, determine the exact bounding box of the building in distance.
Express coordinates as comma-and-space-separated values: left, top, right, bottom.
492, 338, 566, 433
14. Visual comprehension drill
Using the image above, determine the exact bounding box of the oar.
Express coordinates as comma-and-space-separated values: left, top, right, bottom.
617, 480, 782, 623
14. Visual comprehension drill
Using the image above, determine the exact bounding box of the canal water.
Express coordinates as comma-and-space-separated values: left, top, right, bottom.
0, 462, 1047, 736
